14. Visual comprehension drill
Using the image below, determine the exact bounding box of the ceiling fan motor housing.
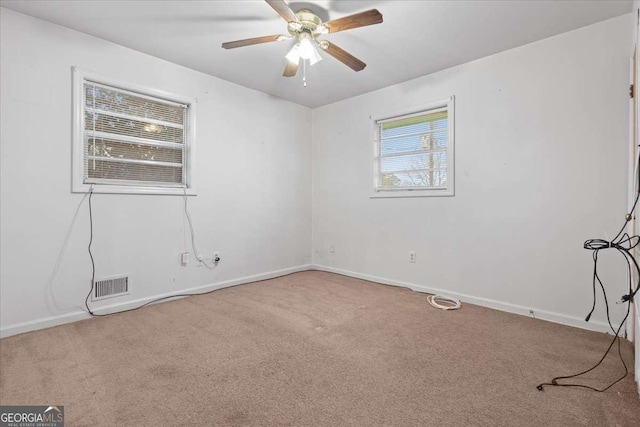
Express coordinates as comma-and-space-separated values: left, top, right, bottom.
288, 9, 327, 38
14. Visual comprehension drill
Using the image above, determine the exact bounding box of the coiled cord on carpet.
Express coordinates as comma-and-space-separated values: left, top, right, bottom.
427, 295, 461, 310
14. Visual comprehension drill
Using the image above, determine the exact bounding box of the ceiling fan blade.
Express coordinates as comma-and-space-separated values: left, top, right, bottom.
283, 60, 299, 77
265, 0, 299, 23
221, 35, 283, 49
319, 41, 366, 72
324, 9, 383, 33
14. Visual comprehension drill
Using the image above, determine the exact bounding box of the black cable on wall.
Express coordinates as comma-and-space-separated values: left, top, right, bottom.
537, 154, 640, 393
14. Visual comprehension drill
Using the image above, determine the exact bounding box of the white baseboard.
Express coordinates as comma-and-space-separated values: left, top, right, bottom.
311, 264, 613, 334
0, 263, 619, 338
0, 311, 91, 340
0, 264, 312, 338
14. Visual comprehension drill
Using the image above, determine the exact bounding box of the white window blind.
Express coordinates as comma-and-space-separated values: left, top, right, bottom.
72, 68, 195, 195
83, 81, 187, 187
374, 98, 454, 197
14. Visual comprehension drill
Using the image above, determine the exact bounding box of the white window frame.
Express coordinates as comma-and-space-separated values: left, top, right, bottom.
72, 67, 196, 195
371, 96, 455, 198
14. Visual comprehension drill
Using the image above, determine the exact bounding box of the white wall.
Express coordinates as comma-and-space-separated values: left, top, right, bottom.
0, 8, 312, 336
312, 14, 633, 332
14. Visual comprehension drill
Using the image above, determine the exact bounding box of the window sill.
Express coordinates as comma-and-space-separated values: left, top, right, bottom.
370, 188, 454, 198
72, 184, 196, 196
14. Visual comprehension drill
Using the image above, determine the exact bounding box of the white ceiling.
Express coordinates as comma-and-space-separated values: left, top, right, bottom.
0, 0, 633, 108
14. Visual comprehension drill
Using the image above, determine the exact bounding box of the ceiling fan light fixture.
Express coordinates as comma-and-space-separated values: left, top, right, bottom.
308, 47, 323, 66
286, 38, 322, 66
299, 38, 322, 65
298, 38, 314, 58
285, 43, 301, 64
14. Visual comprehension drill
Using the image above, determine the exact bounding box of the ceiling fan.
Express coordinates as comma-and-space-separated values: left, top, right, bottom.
221, 0, 383, 78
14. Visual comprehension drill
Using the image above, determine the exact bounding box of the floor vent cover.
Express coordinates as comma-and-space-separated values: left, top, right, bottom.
92, 275, 129, 301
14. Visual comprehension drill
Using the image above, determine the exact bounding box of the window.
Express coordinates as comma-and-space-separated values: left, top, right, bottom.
72, 68, 196, 195
372, 97, 454, 197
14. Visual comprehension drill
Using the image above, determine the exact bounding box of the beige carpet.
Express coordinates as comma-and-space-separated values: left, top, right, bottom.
1, 271, 639, 426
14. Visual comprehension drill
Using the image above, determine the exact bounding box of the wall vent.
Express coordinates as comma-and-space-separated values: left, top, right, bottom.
92, 275, 130, 301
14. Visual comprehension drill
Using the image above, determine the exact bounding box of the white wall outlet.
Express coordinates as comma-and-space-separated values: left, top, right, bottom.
409, 251, 416, 263
181, 252, 189, 266
330, 245, 335, 253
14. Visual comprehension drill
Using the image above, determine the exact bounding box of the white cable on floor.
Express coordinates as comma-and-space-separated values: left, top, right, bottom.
427, 295, 461, 310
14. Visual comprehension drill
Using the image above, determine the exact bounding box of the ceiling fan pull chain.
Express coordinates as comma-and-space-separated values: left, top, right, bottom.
303, 59, 307, 87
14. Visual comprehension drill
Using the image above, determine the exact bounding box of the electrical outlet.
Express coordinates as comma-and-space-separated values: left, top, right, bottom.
409, 251, 416, 263
181, 252, 189, 266
330, 245, 335, 253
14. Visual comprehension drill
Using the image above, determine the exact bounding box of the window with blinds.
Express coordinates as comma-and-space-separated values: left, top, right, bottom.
72, 68, 195, 195
373, 98, 454, 197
